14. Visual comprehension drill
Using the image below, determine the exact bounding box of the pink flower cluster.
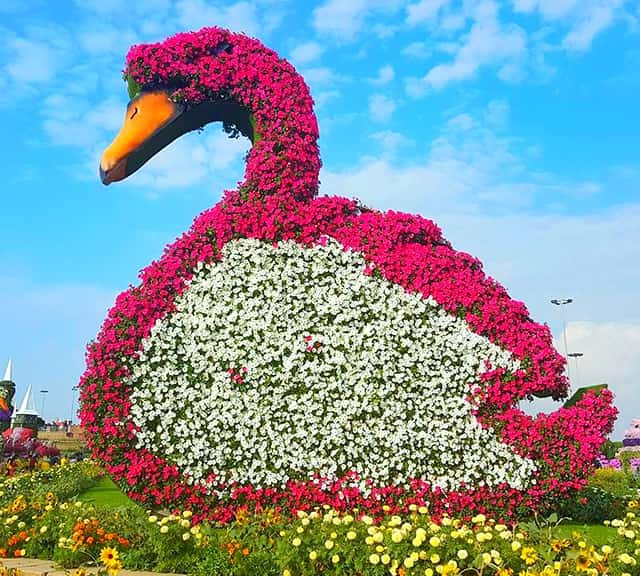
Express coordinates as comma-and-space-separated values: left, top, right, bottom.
79, 27, 617, 523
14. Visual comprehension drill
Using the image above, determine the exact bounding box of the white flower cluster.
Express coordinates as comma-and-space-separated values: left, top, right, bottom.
129, 238, 536, 495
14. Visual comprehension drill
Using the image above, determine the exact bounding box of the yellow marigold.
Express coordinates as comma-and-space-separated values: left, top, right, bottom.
369, 553, 381, 565
331, 554, 340, 564
520, 547, 538, 566
309, 550, 317, 561
346, 530, 357, 540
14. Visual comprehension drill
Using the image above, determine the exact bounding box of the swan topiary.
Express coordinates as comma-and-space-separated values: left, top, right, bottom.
79, 26, 616, 522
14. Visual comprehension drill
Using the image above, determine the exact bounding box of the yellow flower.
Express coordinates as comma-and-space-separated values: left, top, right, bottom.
437, 560, 459, 575
325, 539, 334, 550
511, 541, 522, 552
369, 553, 381, 565
404, 557, 415, 569
309, 550, 317, 561
100, 547, 119, 568
392, 529, 404, 543
182, 510, 192, 518
618, 553, 636, 565
283, 570, 291, 576
576, 552, 592, 571
331, 554, 340, 564
148, 515, 158, 523
71, 570, 87, 576
429, 536, 441, 547
292, 537, 301, 547
160, 525, 169, 534
456, 549, 468, 560
430, 553, 440, 563
381, 554, 391, 564
481, 552, 492, 565
107, 561, 122, 576
520, 547, 538, 566
424, 569, 434, 576
346, 530, 357, 540
496, 569, 513, 576
182, 532, 190, 541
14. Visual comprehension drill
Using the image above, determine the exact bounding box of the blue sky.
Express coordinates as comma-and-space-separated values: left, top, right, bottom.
0, 0, 638, 438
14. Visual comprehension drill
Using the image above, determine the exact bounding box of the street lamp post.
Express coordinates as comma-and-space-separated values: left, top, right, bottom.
70, 386, 79, 425
39, 389, 49, 423
550, 298, 573, 387
568, 352, 584, 389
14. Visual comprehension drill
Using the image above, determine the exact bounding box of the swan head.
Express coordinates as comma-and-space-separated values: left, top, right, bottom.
99, 91, 185, 185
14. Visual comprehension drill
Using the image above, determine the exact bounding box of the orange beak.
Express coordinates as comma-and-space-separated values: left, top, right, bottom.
99, 91, 184, 185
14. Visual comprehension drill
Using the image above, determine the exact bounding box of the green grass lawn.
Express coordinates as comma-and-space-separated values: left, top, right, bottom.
547, 523, 618, 545
77, 476, 137, 508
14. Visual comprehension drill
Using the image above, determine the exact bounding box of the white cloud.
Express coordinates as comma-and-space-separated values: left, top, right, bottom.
369, 64, 395, 85
406, 0, 452, 25
124, 128, 250, 193
446, 112, 476, 131
402, 41, 432, 58
77, 24, 138, 56
513, 0, 627, 52
512, 0, 580, 20
371, 130, 414, 155
406, 1, 526, 94
290, 41, 325, 65
312, 0, 405, 41
559, 322, 640, 439
1, 26, 71, 89
42, 95, 124, 148
369, 93, 397, 122
563, 0, 626, 51
176, 0, 261, 36
300, 66, 342, 87
484, 99, 510, 126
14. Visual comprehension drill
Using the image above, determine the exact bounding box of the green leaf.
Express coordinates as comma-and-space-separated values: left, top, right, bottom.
127, 75, 142, 100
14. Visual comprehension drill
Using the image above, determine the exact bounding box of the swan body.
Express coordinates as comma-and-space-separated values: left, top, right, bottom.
81, 27, 616, 521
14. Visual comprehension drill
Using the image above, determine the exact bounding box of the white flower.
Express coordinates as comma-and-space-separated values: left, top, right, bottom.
129, 238, 534, 495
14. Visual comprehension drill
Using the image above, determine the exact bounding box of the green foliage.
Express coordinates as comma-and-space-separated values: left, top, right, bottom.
588, 467, 637, 497
619, 449, 640, 471
562, 384, 608, 408
601, 439, 622, 459
0, 461, 101, 507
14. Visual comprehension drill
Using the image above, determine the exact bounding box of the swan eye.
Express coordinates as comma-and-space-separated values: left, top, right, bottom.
129, 106, 139, 120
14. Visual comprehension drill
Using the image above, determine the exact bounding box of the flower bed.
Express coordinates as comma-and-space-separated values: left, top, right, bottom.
0, 463, 638, 576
